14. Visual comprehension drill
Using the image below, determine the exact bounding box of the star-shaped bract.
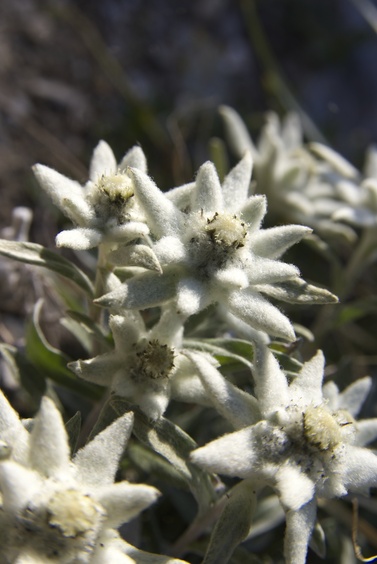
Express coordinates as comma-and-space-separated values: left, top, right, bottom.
0, 393, 186, 563
69, 307, 207, 420
33, 141, 149, 250
190, 341, 377, 564
96, 154, 336, 340
220, 105, 359, 243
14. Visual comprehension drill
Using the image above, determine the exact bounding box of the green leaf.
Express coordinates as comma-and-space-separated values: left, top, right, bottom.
184, 338, 253, 369
65, 310, 112, 351
127, 442, 188, 490
203, 480, 257, 564
269, 343, 303, 374
257, 278, 338, 304
26, 300, 102, 400
292, 323, 314, 343
60, 317, 94, 355
0, 239, 94, 297
111, 397, 217, 512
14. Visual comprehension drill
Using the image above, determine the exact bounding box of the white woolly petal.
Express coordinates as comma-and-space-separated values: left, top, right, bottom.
130, 168, 184, 237
119, 145, 147, 173
29, 397, 71, 478
0, 390, 23, 432
97, 482, 160, 527
288, 350, 325, 408
61, 195, 95, 226
92, 530, 134, 564
355, 419, 377, 447
193, 161, 223, 213
219, 307, 270, 344
333, 207, 377, 227
33, 164, 90, 224
284, 500, 317, 564
213, 267, 249, 289
322, 381, 340, 410
56, 227, 103, 249
228, 289, 295, 341
110, 312, 145, 349
285, 191, 312, 216
341, 445, 377, 493
32, 163, 82, 201
176, 277, 207, 317
89, 140, 117, 181
309, 142, 359, 179
338, 376, 372, 417
137, 387, 171, 420
275, 465, 315, 511
69, 355, 122, 386
240, 195, 267, 232
191, 427, 258, 478
186, 351, 260, 428
253, 341, 289, 416
106, 222, 149, 242
245, 256, 299, 285
222, 151, 253, 212
108, 244, 161, 272
315, 222, 357, 246
95, 270, 177, 310
249, 225, 311, 259
281, 112, 302, 149
170, 372, 210, 406
165, 182, 195, 209
149, 306, 184, 346
219, 105, 256, 158
0, 461, 42, 512
154, 236, 187, 264
0, 390, 29, 463
73, 412, 134, 487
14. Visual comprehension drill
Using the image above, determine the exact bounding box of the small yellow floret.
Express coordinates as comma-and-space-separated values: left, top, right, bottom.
205, 212, 247, 249
303, 406, 342, 451
47, 489, 104, 537
135, 339, 175, 380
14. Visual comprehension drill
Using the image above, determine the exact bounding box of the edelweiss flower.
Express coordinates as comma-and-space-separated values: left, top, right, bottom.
33, 141, 149, 250
69, 307, 208, 420
96, 154, 336, 340
0, 393, 185, 563
220, 106, 359, 243
190, 342, 377, 564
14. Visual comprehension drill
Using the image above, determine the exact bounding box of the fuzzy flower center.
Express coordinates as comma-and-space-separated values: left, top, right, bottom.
303, 406, 344, 451
266, 405, 355, 483
14, 488, 105, 560
47, 489, 104, 538
132, 339, 175, 381
187, 212, 248, 273
89, 173, 134, 223
205, 212, 248, 249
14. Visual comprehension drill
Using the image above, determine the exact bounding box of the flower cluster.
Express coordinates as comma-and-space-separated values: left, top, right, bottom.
0, 392, 185, 563
0, 119, 376, 564
189, 342, 377, 563
220, 105, 363, 244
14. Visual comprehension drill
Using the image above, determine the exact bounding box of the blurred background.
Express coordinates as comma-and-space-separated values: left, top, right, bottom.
1, 0, 377, 243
